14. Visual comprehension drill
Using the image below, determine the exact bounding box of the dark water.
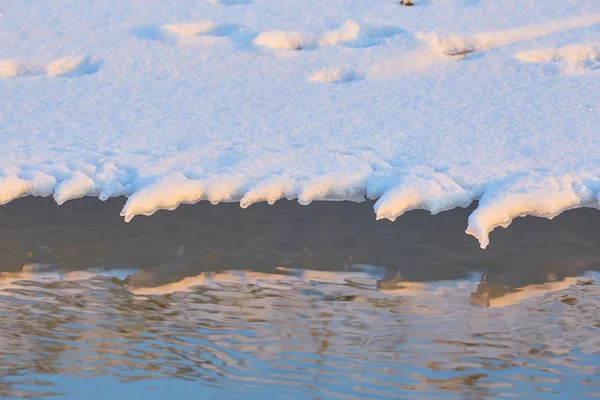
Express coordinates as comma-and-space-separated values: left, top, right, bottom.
1, 198, 599, 399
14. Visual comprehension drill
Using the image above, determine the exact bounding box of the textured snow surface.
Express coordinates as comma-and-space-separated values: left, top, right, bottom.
0, 0, 599, 247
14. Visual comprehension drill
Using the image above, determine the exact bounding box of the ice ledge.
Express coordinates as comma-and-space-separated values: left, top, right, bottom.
0, 169, 599, 249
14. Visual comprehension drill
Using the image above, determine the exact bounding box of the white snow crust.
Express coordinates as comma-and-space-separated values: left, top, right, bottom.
0, 0, 599, 247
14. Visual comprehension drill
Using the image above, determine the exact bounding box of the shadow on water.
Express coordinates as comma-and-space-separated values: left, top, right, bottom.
0, 197, 600, 399
0, 196, 599, 286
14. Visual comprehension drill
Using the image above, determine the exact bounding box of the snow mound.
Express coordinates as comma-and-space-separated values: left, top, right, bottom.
163, 22, 220, 36
253, 30, 314, 50
420, 14, 600, 57
319, 20, 361, 46
309, 67, 355, 83
0, 60, 31, 78
517, 44, 600, 68
254, 21, 399, 51
46, 56, 96, 77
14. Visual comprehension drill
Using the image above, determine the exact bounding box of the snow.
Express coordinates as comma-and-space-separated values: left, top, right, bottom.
121, 173, 205, 221
418, 14, 600, 57
46, 56, 89, 77
0, 60, 29, 78
163, 22, 221, 36
516, 44, 600, 73
253, 30, 313, 50
319, 20, 361, 46
0, 0, 599, 248
309, 67, 355, 83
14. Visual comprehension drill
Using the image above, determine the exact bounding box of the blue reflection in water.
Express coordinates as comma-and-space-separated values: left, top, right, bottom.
1, 266, 599, 399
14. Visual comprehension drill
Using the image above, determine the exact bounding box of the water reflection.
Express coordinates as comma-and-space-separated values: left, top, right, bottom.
0, 198, 599, 399
1, 197, 599, 285
1, 264, 599, 398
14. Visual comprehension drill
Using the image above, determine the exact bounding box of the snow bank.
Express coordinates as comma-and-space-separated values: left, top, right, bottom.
465, 174, 600, 248
0, 173, 56, 204
239, 175, 295, 208
372, 168, 476, 221
120, 173, 205, 221
0, 0, 599, 248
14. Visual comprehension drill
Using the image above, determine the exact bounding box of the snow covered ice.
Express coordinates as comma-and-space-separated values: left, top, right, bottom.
0, 0, 599, 248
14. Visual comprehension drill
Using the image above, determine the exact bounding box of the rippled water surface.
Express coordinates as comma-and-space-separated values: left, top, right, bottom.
1, 198, 599, 399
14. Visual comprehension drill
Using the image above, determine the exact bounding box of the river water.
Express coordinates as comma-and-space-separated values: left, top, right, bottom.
0, 198, 599, 399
